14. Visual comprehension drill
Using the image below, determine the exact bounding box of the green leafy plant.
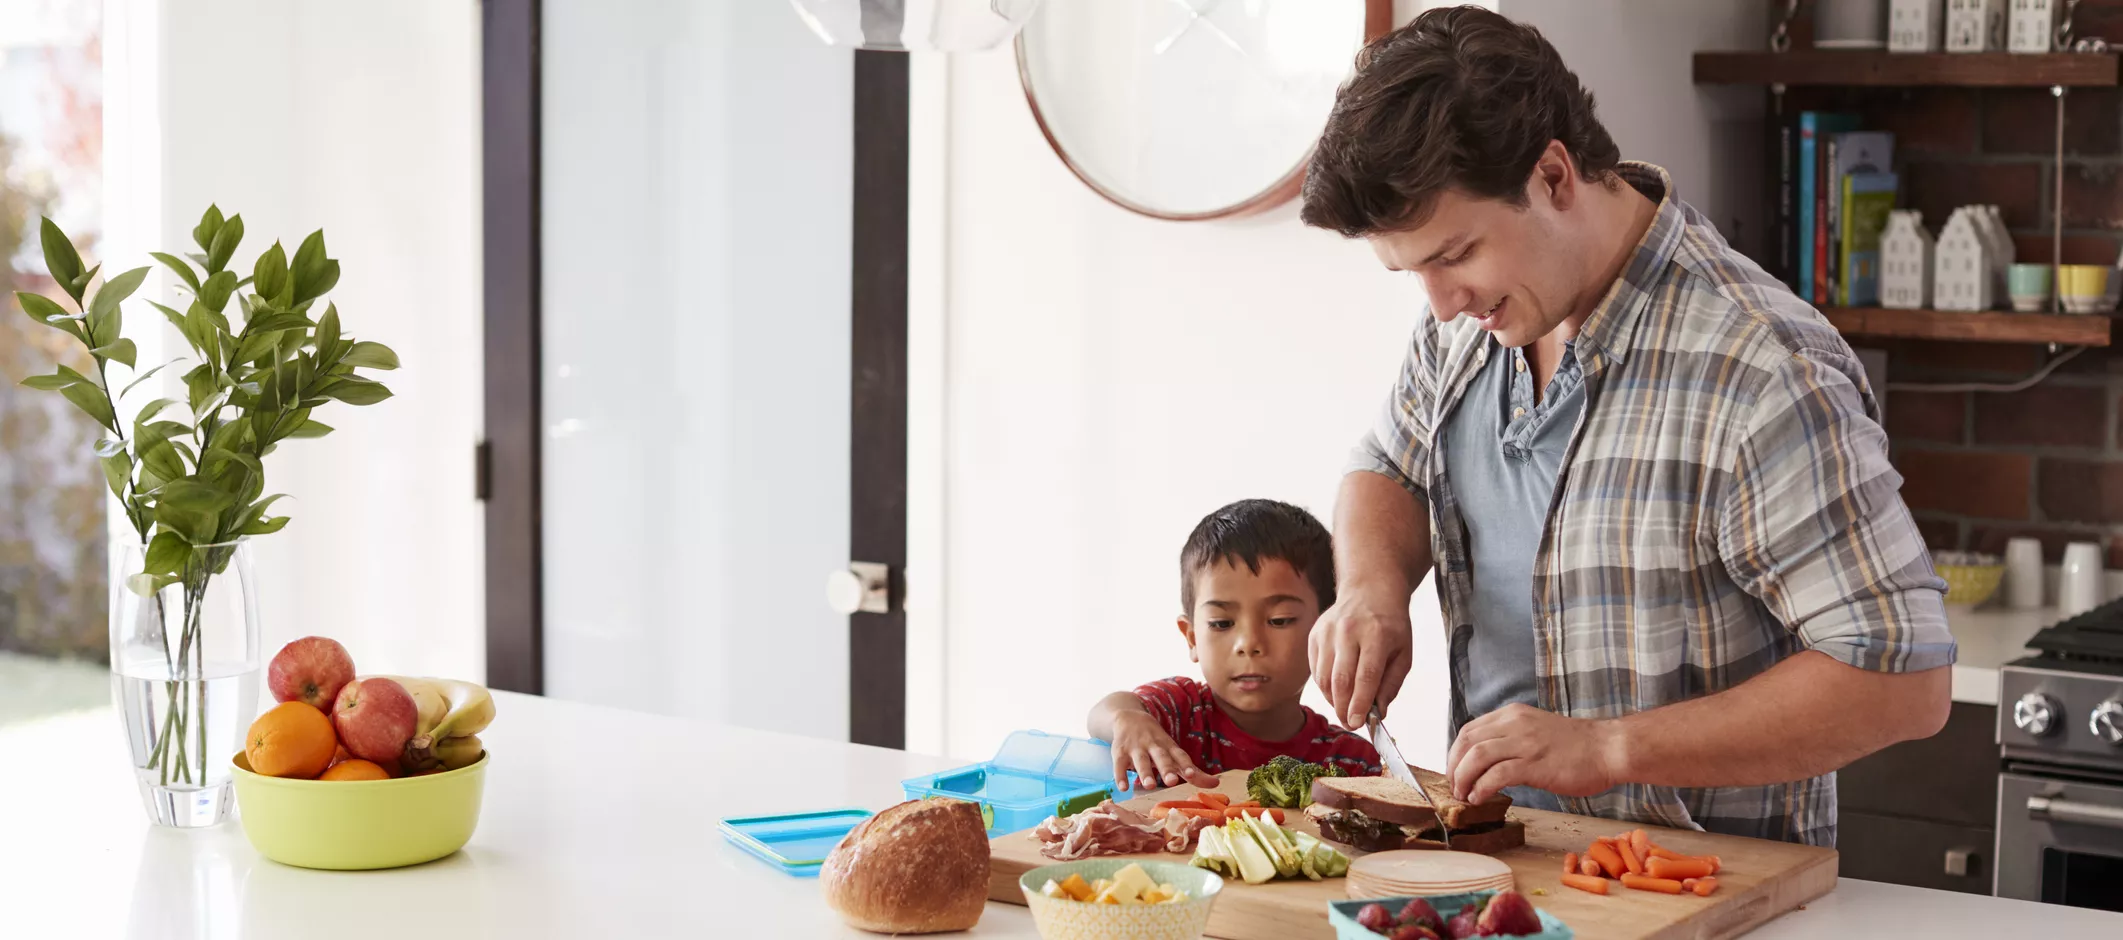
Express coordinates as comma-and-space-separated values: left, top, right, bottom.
16, 206, 397, 787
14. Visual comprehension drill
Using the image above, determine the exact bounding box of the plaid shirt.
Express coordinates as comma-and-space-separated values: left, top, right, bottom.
1350, 162, 1956, 846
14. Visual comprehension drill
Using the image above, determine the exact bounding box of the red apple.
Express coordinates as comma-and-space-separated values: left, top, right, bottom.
267, 636, 357, 711
333, 677, 418, 764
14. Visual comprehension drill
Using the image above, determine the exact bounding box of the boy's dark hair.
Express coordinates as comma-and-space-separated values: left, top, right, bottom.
1180, 499, 1336, 614
1299, 5, 1621, 238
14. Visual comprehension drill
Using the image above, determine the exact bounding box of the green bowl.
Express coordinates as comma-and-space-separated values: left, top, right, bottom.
1018, 859, 1224, 940
230, 750, 488, 870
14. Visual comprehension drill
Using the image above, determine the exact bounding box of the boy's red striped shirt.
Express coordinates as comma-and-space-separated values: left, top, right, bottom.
1131, 675, 1381, 778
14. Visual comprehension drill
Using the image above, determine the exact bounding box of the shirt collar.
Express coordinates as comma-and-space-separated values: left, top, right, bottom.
1570, 161, 1684, 368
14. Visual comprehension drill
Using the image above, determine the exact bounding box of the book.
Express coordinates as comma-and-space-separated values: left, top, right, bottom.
1828, 131, 1896, 304
1839, 172, 1899, 306
1797, 112, 1860, 302
1770, 106, 1798, 287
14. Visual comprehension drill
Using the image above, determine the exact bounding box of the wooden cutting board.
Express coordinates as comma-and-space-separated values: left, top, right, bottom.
987, 772, 1837, 940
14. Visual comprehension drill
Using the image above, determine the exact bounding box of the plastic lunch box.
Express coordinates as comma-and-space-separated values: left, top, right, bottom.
900, 730, 1125, 836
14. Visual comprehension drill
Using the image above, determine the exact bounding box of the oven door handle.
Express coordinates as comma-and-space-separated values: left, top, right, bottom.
2028, 795, 2123, 830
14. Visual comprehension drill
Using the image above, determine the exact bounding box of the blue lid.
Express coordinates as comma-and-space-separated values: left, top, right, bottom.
717, 808, 872, 877
992, 729, 1112, 784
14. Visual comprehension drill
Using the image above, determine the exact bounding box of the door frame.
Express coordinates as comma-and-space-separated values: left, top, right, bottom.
477, 0, 912, 749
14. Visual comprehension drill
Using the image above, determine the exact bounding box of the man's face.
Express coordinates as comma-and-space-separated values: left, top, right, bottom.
1365, 168, 1582, 349
1179, 558, 1321, 719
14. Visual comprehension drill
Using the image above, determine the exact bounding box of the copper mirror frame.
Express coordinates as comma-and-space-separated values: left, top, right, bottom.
1015, 0, 1393, 222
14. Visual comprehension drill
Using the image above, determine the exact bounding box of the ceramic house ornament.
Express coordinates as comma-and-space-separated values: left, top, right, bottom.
1880, 210, 1935, 309
2009, 0, 2062, 52
1934, 207, 1995, 310
1892, 0, 1946, 52
1947, 0, 2007, 51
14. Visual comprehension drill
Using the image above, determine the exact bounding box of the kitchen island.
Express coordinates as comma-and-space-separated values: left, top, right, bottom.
3, 692, 2117, 938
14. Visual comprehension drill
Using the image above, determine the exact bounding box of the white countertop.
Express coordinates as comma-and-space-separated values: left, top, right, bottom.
4, 691, 2120, 938
1944, 605, 2052, 706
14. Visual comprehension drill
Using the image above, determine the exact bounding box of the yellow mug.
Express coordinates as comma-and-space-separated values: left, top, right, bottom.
2060, 264, 2109, 299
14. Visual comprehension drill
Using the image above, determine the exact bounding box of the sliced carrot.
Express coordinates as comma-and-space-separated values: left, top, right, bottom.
1620, 874, 1685, 894
1647, 856, 1715, 881
1196, 792, 1229, 809
1561, 873, 1610, 895
1580, 858, 1602, 878
1586, 841, 1626, 879
1691, 876, 1719, 897
1615, 838, 1645, 876
1563, 852, 1579, 876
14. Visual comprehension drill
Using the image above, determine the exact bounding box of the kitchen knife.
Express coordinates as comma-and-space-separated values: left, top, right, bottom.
1366, 704, 1451, 850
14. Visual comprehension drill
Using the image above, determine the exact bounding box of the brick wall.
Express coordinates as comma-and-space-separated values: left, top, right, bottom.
1756, 3, 2123, 567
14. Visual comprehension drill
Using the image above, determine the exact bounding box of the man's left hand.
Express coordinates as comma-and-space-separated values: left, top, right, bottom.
1445, 704, 1626, 805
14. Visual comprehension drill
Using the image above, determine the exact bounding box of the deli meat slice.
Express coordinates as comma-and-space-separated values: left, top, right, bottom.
1032, 800, 1208, 860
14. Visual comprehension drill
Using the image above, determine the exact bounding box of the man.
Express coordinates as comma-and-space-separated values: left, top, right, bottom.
1301, 7, 1955, 846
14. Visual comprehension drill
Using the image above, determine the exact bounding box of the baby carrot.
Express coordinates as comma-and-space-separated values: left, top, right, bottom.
1563, 852, 1580, 876
1682, 878, 1698, 891
1616, 838, 1646, 876
1692, 877, 1719, 897
1586, 842, 1627, 879
1630, 829, 1649, 858
1154, 801, 1206, 813
1196, 792, 1230, 808
1580, 858, 1602, 878
1645, 844, 1689, 861
1562, 873, 1611, 895
1620, 874, 1685, 894
1647, 856, 1716, 881
1706, 855, 1723, 875
1178, 807, 1225, 822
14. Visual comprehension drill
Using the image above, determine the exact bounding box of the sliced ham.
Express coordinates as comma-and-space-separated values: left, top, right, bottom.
1031, 800, 1209, 860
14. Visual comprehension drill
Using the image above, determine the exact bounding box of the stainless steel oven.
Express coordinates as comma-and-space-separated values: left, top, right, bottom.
1998, 628, 2123, 912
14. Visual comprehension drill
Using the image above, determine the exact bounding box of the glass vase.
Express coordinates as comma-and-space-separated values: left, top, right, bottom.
109, 538, 261, 828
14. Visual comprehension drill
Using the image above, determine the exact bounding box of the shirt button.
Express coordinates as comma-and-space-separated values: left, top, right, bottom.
1515, 357, 1526, 373
1513, 407, 1526, 419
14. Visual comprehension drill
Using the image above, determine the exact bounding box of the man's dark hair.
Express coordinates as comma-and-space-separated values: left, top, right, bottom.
1180, 499, 1336, 614
1299, 5, 1621, 238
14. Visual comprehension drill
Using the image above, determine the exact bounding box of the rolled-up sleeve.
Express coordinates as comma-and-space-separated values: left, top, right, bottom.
1345, 313, 1440, 505
1716, 347, 1956, 673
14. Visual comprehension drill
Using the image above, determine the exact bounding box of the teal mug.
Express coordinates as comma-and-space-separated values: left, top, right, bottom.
2008, 263, 2052, 312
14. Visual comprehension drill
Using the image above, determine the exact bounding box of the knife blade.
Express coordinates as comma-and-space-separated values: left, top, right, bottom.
1366, 704, 1452, 850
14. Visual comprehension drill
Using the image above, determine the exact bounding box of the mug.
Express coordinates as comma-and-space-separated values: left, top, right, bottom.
2061, 541, 2105, 617
2005, 537, 2045, 610
2008, 263, 2053, 312
2060, 264, 2110, 313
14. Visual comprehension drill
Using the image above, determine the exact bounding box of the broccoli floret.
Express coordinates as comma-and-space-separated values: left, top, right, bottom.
1245, 756, 1346, 808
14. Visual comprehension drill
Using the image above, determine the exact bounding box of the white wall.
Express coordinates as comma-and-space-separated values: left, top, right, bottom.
923, 1, 1760, 767
148, 0, 484, 683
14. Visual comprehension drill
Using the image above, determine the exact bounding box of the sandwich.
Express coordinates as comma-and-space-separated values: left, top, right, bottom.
1305, 770, 1524, 856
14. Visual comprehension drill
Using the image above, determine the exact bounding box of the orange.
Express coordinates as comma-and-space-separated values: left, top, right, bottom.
319, 759, 392, 781
246, 701, 339, 779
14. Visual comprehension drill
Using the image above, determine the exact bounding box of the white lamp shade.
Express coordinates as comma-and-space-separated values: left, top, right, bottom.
788, 0, 1043, 52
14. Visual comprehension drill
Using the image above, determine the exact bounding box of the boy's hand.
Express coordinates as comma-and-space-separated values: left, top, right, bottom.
1110, 711, 1218, 793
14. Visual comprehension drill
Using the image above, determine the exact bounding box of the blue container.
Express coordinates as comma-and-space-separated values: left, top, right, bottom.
1327, 892, 1574, 940
717, 808, 873, 877
901, 730, 1122, 836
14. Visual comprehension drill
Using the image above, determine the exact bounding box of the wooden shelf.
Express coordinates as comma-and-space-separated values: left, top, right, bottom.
1823, 307, 2112, 345
1693, 50, 2118, 87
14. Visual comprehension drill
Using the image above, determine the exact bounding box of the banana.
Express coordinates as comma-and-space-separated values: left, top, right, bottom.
433, 735, 484, 770
370, 675, 496, 770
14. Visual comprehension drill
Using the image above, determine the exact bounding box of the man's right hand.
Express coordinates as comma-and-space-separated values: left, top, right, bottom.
1310, 587, 1415, 731
1110, 710, 1217, 793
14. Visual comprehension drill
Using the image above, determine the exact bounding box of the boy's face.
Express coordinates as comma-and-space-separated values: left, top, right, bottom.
1178, 557, 1322, 718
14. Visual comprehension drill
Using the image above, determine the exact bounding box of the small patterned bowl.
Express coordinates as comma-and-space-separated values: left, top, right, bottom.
1019, 858, 1224, 940
1934, 550, 2006, 607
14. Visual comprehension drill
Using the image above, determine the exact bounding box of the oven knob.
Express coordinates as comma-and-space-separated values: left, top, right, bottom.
2014, 693, 2061, 737
2093, 701, 2123, 746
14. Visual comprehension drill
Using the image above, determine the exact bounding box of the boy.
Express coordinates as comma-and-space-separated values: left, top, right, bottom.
1089, 499, 1382, 792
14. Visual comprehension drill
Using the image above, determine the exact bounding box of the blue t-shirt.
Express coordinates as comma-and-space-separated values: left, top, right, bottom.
1439, 339, 1585, 812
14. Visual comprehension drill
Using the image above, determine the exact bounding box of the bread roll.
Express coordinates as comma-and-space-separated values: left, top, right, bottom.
821, 797, 989, 934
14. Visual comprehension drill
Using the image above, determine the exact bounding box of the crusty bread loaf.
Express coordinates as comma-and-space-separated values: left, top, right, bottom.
821, 797, 989, 934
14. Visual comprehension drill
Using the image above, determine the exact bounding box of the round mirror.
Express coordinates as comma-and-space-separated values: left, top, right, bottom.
1015, 0, 1387, 221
